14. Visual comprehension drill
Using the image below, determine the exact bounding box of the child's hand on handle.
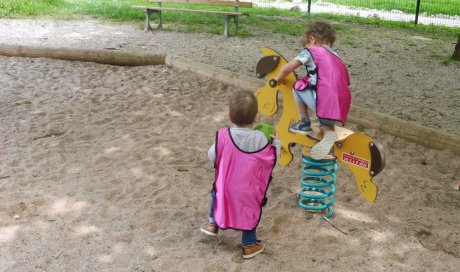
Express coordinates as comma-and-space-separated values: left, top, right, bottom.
269, 77, 286, 88
270, 127, 279, 142
270, 127, 282, 158
275, 77, 286, 84
273, 59, 301, 87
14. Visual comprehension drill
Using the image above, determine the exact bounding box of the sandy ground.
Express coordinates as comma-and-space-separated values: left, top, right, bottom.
0, 19, 459, 271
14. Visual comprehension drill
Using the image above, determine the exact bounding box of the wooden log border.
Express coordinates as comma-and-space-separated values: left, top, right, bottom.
0, 44, 166, 66
1, 44, 459, 155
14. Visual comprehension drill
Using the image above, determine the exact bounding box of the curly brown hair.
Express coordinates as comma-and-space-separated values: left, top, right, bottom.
301, 21, 336, 46
228, 91, 258, 126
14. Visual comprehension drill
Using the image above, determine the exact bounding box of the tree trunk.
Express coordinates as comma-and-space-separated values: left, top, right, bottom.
453, 35, 460, 61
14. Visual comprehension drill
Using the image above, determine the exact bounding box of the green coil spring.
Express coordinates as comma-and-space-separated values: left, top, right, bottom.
298, 155, 338, 218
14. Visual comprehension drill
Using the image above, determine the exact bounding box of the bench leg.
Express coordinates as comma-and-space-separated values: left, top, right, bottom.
157, 11, 163, 30
224, 15, 238, 37
234, 16, 239, 33
144, 9, 153, 31
224, 15, 230, 37
143, 10, 162, 31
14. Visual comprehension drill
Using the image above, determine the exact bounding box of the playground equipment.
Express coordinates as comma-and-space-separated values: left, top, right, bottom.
254, 47, 385, 215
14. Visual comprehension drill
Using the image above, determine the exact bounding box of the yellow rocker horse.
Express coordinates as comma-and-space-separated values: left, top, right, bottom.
255, 47, 385, 203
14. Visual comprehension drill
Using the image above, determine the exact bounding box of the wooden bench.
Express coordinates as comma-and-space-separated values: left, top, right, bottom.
131, 0, 252, 37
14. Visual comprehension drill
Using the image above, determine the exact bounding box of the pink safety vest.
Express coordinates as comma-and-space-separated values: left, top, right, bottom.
307, 46, 351, 125
212, 128, 276, 231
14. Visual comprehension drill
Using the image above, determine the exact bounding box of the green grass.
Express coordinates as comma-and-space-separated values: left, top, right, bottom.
314, 0, 460, 17
0, 0, 67, 16
0, 0, 458, 38
442, 55, 456, 65
0, 0, 146, 19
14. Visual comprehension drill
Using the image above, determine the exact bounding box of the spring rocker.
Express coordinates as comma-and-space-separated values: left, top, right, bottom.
255, 47, 385, 217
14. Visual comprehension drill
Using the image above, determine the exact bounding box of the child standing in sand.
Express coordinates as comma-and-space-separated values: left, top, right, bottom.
274, 21, 351, 160
200, 90, 281, 259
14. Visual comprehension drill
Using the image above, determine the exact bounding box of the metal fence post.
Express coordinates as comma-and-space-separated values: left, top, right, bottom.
307, 0, 312, 13
415, 0, 421, 24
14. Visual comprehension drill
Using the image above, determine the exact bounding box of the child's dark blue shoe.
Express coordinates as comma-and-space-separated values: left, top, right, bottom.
289, 121, 312, 135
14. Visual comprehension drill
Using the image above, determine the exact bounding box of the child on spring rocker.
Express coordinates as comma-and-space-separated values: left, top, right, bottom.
200, 91, 281, 259
274, 21, 351, 160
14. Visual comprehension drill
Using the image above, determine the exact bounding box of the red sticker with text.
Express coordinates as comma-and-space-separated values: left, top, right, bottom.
342, 153, 369, 169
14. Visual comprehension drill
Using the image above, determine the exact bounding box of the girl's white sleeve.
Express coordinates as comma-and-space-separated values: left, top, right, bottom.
272, 139, 282, 158
208, 142, 216, 163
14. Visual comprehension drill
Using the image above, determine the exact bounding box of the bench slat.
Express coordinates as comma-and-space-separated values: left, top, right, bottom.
148, 0, 253, 8
131, 6, 247, 16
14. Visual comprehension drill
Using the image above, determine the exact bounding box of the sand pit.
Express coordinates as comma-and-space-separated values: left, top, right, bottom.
0, 55, 459, 271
